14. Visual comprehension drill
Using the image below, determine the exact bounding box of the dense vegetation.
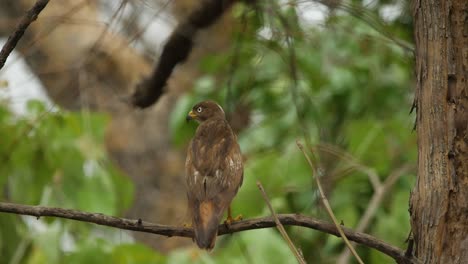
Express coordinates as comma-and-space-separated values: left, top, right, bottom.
1, 1, 414, 263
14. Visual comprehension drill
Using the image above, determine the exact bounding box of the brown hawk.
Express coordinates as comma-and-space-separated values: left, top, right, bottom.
185, 100, 243, 250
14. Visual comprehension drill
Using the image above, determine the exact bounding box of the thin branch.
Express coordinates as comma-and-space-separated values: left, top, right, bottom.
257, 181, 306, 264
0, 202, 414, 263
225, 9, 248, 114
356, 166, 410, 233
0, 0, 50, 70
315, 143, 381, 188
310, 0, 414, 54
337, 165, 413, 264
264, 0, 313, 150
297, 141, 365, 264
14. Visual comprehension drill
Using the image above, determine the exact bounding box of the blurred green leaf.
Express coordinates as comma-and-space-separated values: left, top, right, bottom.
170, 95, 198, 147
1, 100, 136, 264
167, 229, 296, 264
64, 239, 112, 264
111, 244, 166, 264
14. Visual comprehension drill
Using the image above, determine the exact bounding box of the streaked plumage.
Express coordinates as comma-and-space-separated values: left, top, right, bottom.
185, 100, 243, 250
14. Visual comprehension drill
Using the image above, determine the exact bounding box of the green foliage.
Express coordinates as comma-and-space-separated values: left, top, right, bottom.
63, 242, 166, 264
1, 1, 415, 263
0, 101, 163, 263
167, 229, 296, 264
170, 2, 415, 263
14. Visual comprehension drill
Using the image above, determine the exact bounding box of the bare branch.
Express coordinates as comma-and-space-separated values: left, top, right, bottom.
257, 181, 307, 264
0, 202, 414, 263
0, 0, 49, 70
337, 165, 413, 264
315, 143, 382, 191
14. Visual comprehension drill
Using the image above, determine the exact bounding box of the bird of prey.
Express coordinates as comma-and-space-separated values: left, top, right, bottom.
185, 100, 243, 250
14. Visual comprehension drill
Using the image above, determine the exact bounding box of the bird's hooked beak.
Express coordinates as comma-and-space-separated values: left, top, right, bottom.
186, 110, 197, 122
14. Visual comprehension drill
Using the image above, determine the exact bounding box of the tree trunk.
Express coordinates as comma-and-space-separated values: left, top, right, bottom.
410, 0, 468, 263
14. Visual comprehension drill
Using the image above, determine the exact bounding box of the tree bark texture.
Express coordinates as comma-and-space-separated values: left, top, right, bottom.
410, 0, 468, 263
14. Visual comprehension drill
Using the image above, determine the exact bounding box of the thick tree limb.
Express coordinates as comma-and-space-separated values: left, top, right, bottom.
0, 202, 414, 263
0, 0, 49, 70
131, 0, 238, 108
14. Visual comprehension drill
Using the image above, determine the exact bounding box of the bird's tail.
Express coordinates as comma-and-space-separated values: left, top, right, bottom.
193, 201, 223, 250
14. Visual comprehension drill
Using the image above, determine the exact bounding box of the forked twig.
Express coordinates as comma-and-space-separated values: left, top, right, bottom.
257, 181, 307, 264
337, 165, 413, 264
297, 141, 365, 264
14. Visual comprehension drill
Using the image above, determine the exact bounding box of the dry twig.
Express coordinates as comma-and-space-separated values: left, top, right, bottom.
297, 141, 365, 264
257, 181, 306, 264
337, 165, 413, 264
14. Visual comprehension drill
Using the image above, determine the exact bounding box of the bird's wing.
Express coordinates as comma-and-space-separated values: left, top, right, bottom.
186, 120, 242, 202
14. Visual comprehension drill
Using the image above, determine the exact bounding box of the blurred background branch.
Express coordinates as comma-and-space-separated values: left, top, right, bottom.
337, 164, 414, 264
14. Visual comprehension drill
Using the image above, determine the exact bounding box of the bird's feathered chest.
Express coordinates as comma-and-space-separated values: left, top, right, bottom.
188, 118, 236, 176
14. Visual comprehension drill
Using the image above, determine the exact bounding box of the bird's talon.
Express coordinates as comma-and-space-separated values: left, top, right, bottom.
224, 218, 232, 227
234, 214, 243, 221
224, 214, 242, 228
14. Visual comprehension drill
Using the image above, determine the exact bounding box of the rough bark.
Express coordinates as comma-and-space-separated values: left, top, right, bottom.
410, 0, 468, 263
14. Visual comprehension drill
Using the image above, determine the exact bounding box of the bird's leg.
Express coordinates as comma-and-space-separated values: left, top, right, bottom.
182, 222, 194, 242
181, 213, 192, 228
224, 206, 243, 227
226, 206, 233, 224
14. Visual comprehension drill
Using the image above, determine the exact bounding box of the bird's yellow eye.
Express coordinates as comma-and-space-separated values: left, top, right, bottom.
197, 107, 203, 113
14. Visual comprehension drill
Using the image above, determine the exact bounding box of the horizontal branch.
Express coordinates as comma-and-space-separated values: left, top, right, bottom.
0, 202, 414, 263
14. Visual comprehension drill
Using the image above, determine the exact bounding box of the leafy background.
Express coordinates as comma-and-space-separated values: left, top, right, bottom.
0, 0, 414, 263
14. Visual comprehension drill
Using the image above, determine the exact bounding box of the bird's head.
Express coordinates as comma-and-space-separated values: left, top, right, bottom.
186, 100, 226, 123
